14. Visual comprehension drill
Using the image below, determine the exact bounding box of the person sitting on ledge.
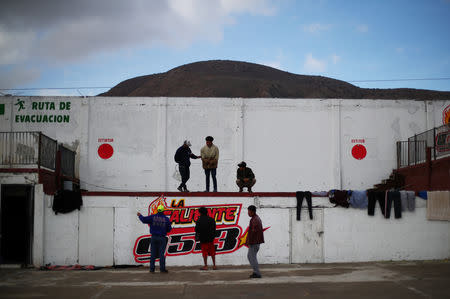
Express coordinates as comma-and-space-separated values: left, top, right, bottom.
236, 161, 256, 192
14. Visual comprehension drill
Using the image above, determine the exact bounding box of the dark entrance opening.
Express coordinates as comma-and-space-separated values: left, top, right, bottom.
0, 185, 34, 265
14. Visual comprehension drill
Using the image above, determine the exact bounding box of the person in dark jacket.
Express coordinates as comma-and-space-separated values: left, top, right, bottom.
246, 205, 264, 278
174, 140, 200, 192
195, 207, 217, 270
137, 205, 172, 273
236, 161, 256, 192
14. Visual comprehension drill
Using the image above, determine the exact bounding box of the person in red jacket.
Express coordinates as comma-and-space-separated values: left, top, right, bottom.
245, 205, 265, 278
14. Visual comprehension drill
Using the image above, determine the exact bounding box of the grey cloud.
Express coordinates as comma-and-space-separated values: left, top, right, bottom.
0, 67, 40, 89
0, 0, 275, 63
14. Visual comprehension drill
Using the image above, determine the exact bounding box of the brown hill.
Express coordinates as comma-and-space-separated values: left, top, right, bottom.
99, 60, 450, 100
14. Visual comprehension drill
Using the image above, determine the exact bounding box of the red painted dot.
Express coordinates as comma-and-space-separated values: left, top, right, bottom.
352, 144, 367, 160
98, 143, 114, 159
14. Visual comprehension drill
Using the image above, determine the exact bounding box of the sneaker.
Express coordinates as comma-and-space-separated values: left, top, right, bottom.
150, 269, 155, 273
239, 188, 243, 192
248, 187, 253, 193
249, 273, 261, 278
177, 186, 183, 192
160, 269, 169, 273
183, 186, 190, 192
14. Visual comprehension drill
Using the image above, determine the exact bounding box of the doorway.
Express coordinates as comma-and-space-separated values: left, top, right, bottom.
0, 185, 34, 265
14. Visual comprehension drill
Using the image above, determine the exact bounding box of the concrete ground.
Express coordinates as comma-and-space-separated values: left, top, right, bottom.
1, 261, 449, 299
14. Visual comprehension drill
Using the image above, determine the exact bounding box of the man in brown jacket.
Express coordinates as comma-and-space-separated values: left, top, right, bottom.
200, 136, 219, 192
245, 205, 264, 278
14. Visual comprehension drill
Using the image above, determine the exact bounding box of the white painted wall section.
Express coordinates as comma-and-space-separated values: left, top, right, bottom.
2, 97, 448, 192
78, 207, 114, 266
323, 206, 450, 262
34, 195, 450, 267
44, 203, 79, 265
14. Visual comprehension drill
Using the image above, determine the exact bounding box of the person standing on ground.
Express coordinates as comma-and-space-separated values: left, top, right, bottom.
137, 205, 172, 273
236, 161, 256, 192
200, 136, 219, 192
174, 140, 200, 192
245, 205, 264, 278
195, 207, 217, 270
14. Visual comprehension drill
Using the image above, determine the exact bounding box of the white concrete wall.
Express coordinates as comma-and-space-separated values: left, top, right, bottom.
340, 100, 426, 189
323, 207, 450, 262
2, 96, 449, 192
44, 200, 79, 265
36, 195, 450, 267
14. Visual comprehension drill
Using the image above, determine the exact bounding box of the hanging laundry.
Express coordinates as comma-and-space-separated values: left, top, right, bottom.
400, 191, 416, 212
368, 190, 386, 216
52, 189, 83, 214
418, 191, 428, 200
296, 191, 313, 221
427, 191, 450, 221
349, 190, 368, 209
311, 191, 328, 197
406, 191, 416, 211
329, 190, 349, 208
385, 191, 402, 219
400, 191, 407, 212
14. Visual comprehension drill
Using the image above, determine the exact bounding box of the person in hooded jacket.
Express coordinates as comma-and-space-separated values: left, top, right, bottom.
137, 205, 172, 273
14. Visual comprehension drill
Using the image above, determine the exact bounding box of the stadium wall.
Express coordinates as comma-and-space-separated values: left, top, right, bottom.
1, 97, 449, 192
33, 193, 449, 267
1, 97, 449, 267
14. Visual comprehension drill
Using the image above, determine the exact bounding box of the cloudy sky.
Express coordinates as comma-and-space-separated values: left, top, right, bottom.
1, 0, 449, 96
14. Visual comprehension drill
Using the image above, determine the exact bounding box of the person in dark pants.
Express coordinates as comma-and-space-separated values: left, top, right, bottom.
195, 207, 217, 270
236, 161, 256, 192
200, 136, 219, 192
174, 140, 200, 192
137, 205, 172, 273
246, 205, 264, 278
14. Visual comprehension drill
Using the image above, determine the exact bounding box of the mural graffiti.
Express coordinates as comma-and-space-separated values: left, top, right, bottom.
133, 196, 255, 263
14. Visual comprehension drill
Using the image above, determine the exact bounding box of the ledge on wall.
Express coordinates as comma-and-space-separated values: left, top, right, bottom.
81, 191, 300, 197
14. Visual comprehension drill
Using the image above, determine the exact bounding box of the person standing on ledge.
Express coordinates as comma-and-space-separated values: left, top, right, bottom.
174, 140, 200, 192
236, 161, 256, 192
137, 205, 172, 273
246, 205, 264, 278
201, 136, 219, 192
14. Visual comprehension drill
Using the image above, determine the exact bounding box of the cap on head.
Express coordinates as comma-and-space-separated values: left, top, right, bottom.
238, 161, 246, 167
205, 136, 214, 142
184, 140, 192, 147
157, 205, 165, 212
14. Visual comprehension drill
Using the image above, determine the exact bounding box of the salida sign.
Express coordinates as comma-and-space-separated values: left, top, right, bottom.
133, 196, 259, 263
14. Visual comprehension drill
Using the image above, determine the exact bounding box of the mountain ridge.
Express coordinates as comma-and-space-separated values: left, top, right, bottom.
99, 60, 450, 100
